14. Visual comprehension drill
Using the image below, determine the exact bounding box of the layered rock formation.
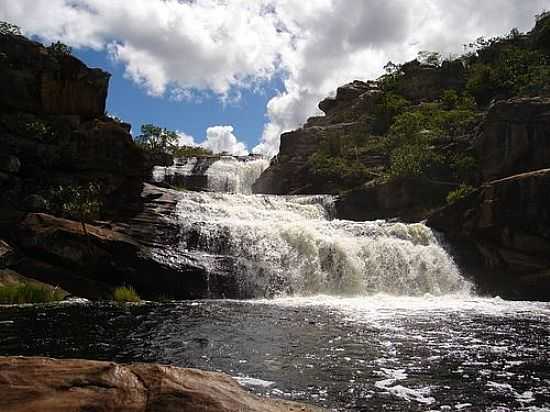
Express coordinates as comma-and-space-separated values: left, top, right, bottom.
0, 34, 108, 118
253, 81, 386, 195
0, 357, 322, 412
427, 98, 550, 300
0, 33, 149, 298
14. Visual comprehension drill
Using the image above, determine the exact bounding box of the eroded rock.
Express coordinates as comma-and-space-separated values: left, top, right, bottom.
0, 357, 323, 412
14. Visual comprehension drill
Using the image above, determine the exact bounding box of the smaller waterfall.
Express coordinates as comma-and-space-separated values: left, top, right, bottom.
152, 156, 269, 194
174, 191, 471, 298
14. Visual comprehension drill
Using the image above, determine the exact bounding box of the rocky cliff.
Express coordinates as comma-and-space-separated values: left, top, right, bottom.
253, 15, 550, 299
0, 33, 207, 300
427, 98, 550, 300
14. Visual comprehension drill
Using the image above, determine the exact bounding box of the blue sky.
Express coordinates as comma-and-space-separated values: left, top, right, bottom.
4, 0, 546, 155
73, 47, 284, 149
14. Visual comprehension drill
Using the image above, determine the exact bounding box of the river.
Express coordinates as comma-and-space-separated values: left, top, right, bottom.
1, 156, 549, 411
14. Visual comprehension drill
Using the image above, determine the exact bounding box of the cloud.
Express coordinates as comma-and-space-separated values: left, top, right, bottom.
176, 127, 249, 156
176, 131, 197, 147
1, 0, 547, 156
202, 126, 249, 156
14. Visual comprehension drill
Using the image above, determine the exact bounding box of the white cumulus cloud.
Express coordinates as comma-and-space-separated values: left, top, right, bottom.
1, 0, 547, 156
176, 126, 249, 156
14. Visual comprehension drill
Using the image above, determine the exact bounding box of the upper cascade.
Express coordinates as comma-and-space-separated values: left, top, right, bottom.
173, 190, 471, 298
153, 155, 270, 194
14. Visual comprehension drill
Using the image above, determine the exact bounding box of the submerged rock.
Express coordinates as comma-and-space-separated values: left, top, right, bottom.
0, 356, 323, 412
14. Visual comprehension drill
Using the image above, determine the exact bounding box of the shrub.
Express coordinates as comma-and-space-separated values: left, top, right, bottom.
0, 284, 64, 304
446, 184, 476, 204
1, 113, 53, 141
113, 286, 141, 303
48, 183, 102, 223
48, 41, 72, 56
388, 144, 445, 178
171, 145, 212, 157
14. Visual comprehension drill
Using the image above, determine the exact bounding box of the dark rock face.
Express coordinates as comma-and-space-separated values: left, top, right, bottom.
0, 34, 109, 118
478, 97, 550, 181
396, 60, 465, 102
428, 169, 550, 300
0, 357, 322, 412
335, 177, 454, 222
0, 33, 145, 220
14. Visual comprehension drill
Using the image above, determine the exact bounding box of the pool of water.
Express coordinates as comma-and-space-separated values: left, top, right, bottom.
1, 295, 549, 411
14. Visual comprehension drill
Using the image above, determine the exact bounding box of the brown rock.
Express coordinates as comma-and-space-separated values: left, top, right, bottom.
0, 357, 323, 412
0, 34, 109, 118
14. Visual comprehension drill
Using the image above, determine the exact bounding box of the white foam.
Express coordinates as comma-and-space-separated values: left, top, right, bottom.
234, 376, 275, 388
174, 190, 471, 297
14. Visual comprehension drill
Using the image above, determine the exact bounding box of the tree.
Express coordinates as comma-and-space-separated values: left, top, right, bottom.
47, 41, 72, 56
0, 21, 21, 36
48, 183, 102, 247
136, 124, 179, 154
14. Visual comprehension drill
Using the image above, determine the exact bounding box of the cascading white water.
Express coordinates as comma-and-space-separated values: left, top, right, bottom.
152, 157, 198, 183
152, 156, 270, 194
205, 157, 270, 194
175, 191, 471, 298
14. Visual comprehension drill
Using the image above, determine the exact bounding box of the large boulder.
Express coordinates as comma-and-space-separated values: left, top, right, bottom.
427, 169, 550, 300
0, 357, 322, 412
0, 34, 109, 118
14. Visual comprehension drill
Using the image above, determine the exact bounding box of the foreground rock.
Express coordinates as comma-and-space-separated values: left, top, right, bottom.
428, 169, 550, 300
0, 357, 322, 412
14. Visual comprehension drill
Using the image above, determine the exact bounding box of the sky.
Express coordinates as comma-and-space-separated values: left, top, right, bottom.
0, 0, 547, 156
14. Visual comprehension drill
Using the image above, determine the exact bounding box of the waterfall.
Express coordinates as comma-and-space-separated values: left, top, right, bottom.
174, 191, 471, 298
152, 156, 270, 194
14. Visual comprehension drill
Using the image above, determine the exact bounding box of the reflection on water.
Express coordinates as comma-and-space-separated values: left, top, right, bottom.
0, 296, 549, 411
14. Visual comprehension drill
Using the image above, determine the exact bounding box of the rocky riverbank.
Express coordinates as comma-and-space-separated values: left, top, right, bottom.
0, 356, 323, 412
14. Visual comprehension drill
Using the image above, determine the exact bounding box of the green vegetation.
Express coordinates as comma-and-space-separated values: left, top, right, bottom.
48, 183, 103, 241
47, 41, 72, 57
1, 113, 53, 141
0, 284, 64, 304
446, 184, 476, 204
0, 21, 21, 36
136, 123, 212, 157
307, 13, 549, 200
113, 286, 141, 303
171, 145, 212, 157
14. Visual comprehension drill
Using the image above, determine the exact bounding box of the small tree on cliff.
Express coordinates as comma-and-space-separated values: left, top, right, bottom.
136, 124, 179, 154
48, 183, 102, 247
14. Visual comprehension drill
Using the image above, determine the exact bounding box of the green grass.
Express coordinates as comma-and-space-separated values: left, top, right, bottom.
0, 284, 65, 304
113, 286, 141, 303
